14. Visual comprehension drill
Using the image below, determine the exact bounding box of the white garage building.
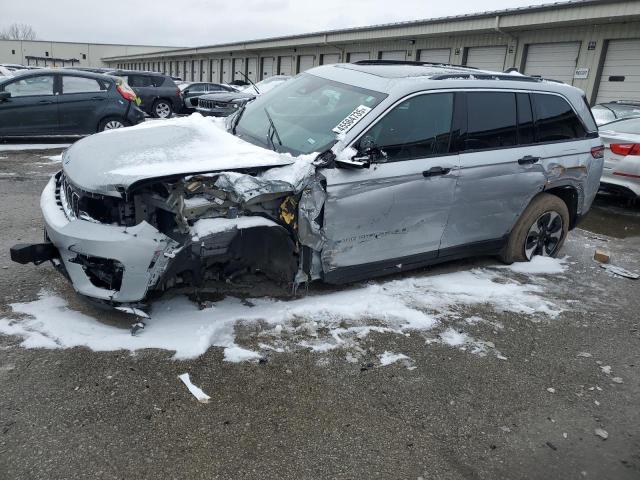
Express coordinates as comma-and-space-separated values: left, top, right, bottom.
103, 0, 640, 104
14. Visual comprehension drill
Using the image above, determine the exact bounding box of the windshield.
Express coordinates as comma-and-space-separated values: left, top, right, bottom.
234, 73, 387, 155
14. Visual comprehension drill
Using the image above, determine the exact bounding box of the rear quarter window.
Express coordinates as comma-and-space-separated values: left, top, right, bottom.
532, 93, 586, 142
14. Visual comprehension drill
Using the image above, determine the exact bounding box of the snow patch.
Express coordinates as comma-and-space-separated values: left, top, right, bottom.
507, 256, 568, 275
378, 351, 411, 366
0, 263, 563, 361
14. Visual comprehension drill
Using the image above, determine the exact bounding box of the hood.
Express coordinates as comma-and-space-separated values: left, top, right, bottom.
62, 114, 295, 196
199, 91, 255, 103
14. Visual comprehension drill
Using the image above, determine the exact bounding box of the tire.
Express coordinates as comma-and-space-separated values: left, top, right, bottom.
152, 99, 173, 118
98, 117, 128, 132
499, 193, 569, 264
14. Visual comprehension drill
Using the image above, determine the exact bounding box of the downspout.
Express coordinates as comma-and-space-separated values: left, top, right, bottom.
324, 33, 345, 61
494, 15, 519, 71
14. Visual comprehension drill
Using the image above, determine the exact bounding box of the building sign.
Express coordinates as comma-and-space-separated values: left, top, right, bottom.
574, 68, 589, 79
588, 41, 597, 50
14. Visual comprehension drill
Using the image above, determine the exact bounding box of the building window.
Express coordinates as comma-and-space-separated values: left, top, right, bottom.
11, 49, 15, 55
45, 51, 49, 57
82, 54, 86, 60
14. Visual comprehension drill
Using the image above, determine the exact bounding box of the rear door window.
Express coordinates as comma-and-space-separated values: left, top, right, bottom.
465, 92, 517, 150
62, 76, 105, 94
531, 93, 586, 142
364, 92, 454, 162
4, 75, 55, 97
128, 75, 154, 88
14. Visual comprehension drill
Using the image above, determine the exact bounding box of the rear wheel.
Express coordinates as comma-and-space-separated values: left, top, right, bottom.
98, 117, 127, 132
152, 100, 172, 118
499, 193, 569, 264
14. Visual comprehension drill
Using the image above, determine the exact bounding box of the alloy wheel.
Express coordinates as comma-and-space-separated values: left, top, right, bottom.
155, 102, 171, 118
524, 211, 564, 260
104, 120, 124, 130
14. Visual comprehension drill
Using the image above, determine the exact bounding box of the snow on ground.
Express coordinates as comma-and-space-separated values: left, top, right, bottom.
40, 154, 62, 163
506, 256, 568, 274
0, 258, 568, 363
0, 144, 70, 152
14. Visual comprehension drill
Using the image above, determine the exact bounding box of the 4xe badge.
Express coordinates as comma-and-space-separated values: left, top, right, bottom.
332, 105, 372, 135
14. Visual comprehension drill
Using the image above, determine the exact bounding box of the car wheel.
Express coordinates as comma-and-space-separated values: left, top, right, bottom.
153, 100, 172, 118
98, 118, 127, 132
499, 193, 569, 264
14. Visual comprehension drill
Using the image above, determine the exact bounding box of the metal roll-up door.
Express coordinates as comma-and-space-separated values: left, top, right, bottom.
596, 39, 640, 103
233, 58, 245, 81
262, 57, 275, 78
279, 56, 293, 75
298, 55, 315, 72
221, 58, 232, 83
320, 53, 341, 65
380, 50, 406, 61
417, 48, 451, 64
348, 52, 370, 63
523, 42, 580, 84
247, 57, 258, 81
465, 46, 507, 71
209, 59, 219, 82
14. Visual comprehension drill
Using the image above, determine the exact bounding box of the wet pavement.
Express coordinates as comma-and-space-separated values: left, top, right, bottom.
0, 146, 639, 480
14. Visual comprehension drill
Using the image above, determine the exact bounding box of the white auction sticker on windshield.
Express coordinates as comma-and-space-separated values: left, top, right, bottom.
332, 105, 372, 135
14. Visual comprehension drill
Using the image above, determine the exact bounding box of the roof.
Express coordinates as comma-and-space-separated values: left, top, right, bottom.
103, 0, 638, 60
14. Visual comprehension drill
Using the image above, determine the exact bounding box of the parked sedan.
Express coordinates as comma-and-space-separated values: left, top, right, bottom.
197, 75, 290, 117
179, 82, 238, 113
0, 69, 145, 136
592, 101, 640, 125
598, 117, 640, 198
106, 70, 182, 118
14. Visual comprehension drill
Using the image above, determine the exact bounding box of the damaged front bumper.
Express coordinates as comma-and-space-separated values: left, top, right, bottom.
23, 173, 180, 304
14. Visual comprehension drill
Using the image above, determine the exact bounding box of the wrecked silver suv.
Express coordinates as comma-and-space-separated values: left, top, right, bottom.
11, 61, 603, 307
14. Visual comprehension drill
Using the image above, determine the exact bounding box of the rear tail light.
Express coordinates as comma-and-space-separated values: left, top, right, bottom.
176, 88, 182, 97
591, 145, 605, 159
610, 143, 640, 156
115, 78, 138, 103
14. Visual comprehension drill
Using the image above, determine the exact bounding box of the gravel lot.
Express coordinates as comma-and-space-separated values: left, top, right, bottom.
1, 144, 639, 480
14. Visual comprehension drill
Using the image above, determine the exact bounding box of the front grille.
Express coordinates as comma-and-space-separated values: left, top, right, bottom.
59, 173, 80, 220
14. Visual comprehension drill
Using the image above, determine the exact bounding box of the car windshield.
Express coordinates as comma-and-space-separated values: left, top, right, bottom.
600, 117, 640, 134
234, 73, 387, 155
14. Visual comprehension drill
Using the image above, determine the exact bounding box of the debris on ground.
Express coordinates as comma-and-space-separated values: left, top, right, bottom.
547, 387, 556, 393
577, 352, 592, 358
130, 322, 146, 336
600, 264, 640, 279
594, 428, 609, 440
611, 377, 623, 384
593, 249, 610, 263
178, 373, 211, 404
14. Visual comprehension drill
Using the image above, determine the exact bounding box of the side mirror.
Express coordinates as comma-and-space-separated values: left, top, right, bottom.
0, 91, 11, 102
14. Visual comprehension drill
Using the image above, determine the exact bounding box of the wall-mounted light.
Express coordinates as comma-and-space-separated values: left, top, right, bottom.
409, 39, 415, 45
454, 48, 460, 55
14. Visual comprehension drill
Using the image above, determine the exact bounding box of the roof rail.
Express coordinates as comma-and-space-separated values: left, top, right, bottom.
352, 59, 478, 70
430, 72, 542, 83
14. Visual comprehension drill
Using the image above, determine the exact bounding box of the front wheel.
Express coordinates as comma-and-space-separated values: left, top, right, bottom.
152, 100, 173, 118
499, 193, 569, 264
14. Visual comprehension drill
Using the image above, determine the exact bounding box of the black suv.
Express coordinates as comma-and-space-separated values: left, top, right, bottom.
106, 70, 183, 118
0, 69, 145, 136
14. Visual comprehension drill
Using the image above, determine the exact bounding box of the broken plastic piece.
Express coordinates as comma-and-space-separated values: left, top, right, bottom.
178, 373, 211, 403
600, 264, 640, 279
130, 321, 146, 336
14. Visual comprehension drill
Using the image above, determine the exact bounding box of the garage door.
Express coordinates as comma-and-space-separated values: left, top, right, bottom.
320, 53, 341, 65
524, 42, 580, 84
418, 48, 451, 64
298, 55, 315, 72
247, 57, 258, 81
465, 46, 506, 71
380, 50, 406, 61
209, 59, 219, 82
596, 39, 640, 103
279, 56, 293, 75
221, 59, 232, 83
348, 52, 370, 63
233, 58, 245, 81
261, 57, 275, 78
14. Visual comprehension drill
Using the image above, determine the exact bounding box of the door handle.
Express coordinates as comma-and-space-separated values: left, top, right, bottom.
38, 100, 53, 104
518, 155, 540, 165
91, 96, 105, 101
423, 166, 451, 177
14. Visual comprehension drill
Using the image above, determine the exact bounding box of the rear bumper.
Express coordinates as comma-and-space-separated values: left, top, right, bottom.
29, 174, 180, 304
600, 171, 640, 197
127, 105, 146, 125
